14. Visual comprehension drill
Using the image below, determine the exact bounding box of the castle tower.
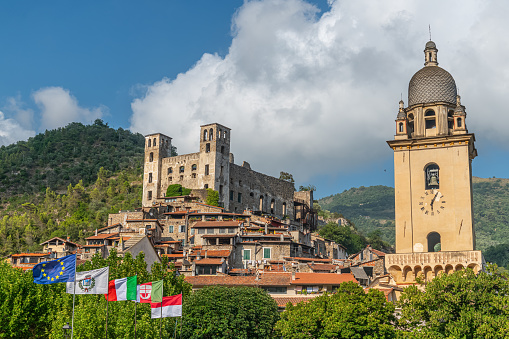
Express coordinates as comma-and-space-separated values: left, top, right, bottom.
142, 133, 172, 207
198, 123, 231, 208
385, 41, 483, 283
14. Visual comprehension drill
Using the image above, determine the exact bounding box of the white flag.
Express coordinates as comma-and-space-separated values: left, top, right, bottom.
66, 267, 109, 294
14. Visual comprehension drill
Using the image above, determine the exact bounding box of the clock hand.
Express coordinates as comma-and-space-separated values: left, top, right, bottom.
430, 192, 439, 211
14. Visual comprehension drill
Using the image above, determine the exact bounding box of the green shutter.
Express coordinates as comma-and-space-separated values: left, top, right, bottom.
263, 248, 271, 259
243, 250, 250, 260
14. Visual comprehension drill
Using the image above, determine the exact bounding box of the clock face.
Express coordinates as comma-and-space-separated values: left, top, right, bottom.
419, 189, 446, 216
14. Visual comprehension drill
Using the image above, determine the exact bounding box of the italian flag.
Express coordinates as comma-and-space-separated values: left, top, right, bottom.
151, 294, 182, 318
105, 276, 137, 301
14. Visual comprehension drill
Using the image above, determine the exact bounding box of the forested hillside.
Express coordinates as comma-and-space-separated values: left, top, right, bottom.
0, 121, 148, 256
0, 119, 145, 195
318, 178, 509, 263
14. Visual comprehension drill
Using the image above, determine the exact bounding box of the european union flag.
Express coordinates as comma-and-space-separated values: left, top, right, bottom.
33, 254, 76, 284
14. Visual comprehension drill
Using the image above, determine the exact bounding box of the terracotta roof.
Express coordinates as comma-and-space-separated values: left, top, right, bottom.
193, 221, 241, 228
292, 273, 358, 285
309, 264, 338, 272
161, 254, 184, 259
86, 233, 119, 240
201, 234, 236, 238
195, 258, 223, 265
97, 223, 122, 232
186, 273, 292, 287
371, 249, 386, 257
158, 241, 181, 244
83, 245, 104, 248
10, 253, 49, 257
189, 250, 231, 257
39, 237, 81, 247
284, 257, 332, 263
272, 296, 318, 307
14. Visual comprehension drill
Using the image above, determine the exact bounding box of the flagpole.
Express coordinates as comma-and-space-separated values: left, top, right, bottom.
134, 300, 137, 339
71, 252, 78, 339
173, 318, 177, 339
105, 298, 109, 339
160, 282, 163, 339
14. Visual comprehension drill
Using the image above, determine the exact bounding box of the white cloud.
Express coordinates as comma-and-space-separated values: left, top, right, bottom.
0, 110, 35, 146
33, 87, 106, 130
130, 0, 509, 181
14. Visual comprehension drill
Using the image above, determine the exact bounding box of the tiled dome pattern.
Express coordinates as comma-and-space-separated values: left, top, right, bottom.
408, 66, 457, 106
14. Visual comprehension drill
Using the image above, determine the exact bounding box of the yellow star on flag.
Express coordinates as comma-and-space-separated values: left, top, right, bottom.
41, 269, 44, 272
42, 264, 46, 267
51, 278, 54, 281
47, 277, 50, 280
62, 266, 65, 270
60, 271, 64, 275
60, 262, 63, 265
43, 273, 46, 277
56, 276, 59, 279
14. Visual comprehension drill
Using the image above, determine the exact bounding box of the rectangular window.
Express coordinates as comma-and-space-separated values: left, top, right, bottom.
198, 228, 205, 234
192, 173, 196, 178
206, 143, 210, 153
169, 176, 172, 182
228, 228, 235, 233
148, 173, 153, 183
207, 228, 214, 234
205, 165, 209, 176
219, 228, 226, 234
179, 225, 185, 233
147, 191, 152, 200
263, 247, 271, 259
230, 190, 234, 201
243, 249, 251, 260
237, 192, 242, 203
179, 175, 184, 181
168, 225, 174, 233
219, 185, 223, 196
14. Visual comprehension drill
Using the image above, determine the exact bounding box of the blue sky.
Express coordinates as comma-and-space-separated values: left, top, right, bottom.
1, 0, 508, 199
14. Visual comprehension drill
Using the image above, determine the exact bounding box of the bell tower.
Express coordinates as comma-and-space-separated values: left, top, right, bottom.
385, 41, 483, 283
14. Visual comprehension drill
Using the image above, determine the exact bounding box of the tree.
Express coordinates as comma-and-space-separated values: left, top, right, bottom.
398, 265, 509, 338
319, 222, 366, 254
182, 286, 279, 339
205, 189, 219, 207
276, 281, 396, 338
165, 184, 191, 197
298, 184, 316, 192
279, 171, 295, 184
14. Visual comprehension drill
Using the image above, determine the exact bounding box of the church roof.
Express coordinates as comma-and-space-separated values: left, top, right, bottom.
408, 66, 457, 107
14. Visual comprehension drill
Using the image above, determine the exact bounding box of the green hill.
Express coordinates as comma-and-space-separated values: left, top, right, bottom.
0, 119, 145, 196
318, 177, 509, 253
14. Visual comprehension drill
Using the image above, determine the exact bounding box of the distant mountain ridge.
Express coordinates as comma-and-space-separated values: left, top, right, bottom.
318, 177, 509, 252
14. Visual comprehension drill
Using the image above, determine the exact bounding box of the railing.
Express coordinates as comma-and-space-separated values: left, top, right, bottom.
385, 250, 483, 266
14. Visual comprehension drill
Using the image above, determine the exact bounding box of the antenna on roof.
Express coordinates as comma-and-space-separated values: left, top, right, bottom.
429, 24, 432, 41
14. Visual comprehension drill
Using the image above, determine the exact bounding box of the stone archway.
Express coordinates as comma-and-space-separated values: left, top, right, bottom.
389, 265, 402, 282
423, 266, 433, 281
445, 264, 454, 275
434, 265, 444, 277
403, 266, 413, 282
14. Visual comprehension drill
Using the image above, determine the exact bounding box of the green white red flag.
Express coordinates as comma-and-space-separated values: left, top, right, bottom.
151, 294, 182, 318
136, 280, 163, 303
105, 276, 137, 301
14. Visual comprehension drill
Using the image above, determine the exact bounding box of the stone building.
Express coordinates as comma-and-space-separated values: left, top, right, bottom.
142, 123, 313, 226
385, 41, 484, 283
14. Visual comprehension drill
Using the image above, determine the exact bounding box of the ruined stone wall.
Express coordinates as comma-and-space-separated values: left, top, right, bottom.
108, 211, 143, 226
228, 163, 295, 218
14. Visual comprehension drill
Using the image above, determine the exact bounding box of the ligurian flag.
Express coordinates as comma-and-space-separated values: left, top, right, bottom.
105, 276, 137, 301
33, 254, 76, 284
136, 280, 163, 303
151, 294, 182, 318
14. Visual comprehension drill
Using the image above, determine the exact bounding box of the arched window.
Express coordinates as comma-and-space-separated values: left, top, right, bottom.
425, 110, 436, 129
398, 122, 404, 133
168, 167, 173, 174
221, 146, 225, 154
457, 118, 462, 128
223, 130, 227, 139
209, 128, 213, 141
218, 129, 222, 139
148, 139, 151, 147
191, 164, 197, 171
282, 202, 287, 216
153, 138, 157, 146
179, 166, 185, 173
149, 152, 154, 162
427, 232, 441, 252
259, 196, 264, 212
203, 130, 208, 141
424, 163, 440, 189
270, 199, 275, 214
148, 173, 152, 183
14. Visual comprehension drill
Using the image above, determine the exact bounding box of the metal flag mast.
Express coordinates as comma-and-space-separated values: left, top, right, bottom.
70, 253, 77, 339
160, 282, 163, 339
105, 269, 110, 339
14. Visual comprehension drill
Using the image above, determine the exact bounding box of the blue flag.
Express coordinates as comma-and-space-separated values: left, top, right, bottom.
33, 254, 76, 284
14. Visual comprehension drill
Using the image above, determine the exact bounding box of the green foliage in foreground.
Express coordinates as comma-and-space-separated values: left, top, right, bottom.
398, 265, 509, 338
0, 250, 191, 339
182, 285, 279, 339
276, 281, 396, 339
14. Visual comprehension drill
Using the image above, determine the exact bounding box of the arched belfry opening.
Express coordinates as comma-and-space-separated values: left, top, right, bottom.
427, 232, 441, 252
424, 163, 439, 189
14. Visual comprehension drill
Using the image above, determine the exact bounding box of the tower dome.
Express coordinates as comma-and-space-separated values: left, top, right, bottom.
408, 41, 457, 107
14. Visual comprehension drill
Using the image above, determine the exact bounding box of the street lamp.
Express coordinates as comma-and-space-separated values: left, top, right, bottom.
62, 322, 71, 339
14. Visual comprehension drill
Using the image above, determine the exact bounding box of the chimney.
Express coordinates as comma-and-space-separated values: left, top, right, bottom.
95, 229, 98, 236
265, 223, 268, 235
205, 250, 208, 259
66, 236, 70, 242
291, 270, 296, 281
280, 234, 284, 242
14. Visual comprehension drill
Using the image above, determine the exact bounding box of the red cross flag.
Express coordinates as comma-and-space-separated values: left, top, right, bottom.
135, 280, 163, 303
